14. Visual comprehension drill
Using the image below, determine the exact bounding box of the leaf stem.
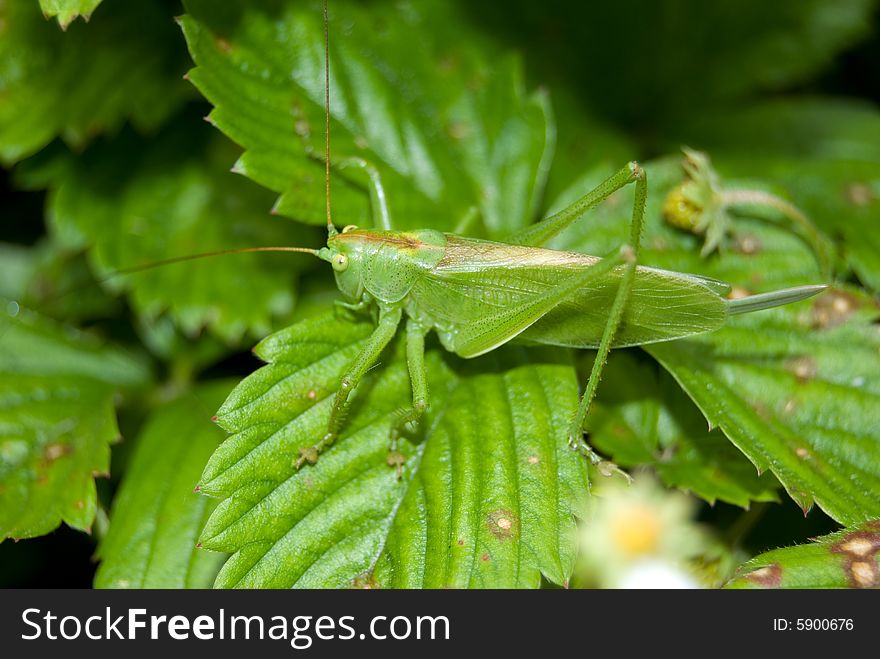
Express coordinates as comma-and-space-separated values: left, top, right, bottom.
720, 188, 833, 276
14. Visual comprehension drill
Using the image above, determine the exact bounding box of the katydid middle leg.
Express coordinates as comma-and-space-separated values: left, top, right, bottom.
508, 162, 649, 480
295, 306, 403, 469
386, 319, 430, 478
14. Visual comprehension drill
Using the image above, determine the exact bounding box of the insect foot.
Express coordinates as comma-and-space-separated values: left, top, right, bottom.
386, 450, 406, 480
568, 432, 633, 484
387, 425, 411, 481
294, 433, 335, 470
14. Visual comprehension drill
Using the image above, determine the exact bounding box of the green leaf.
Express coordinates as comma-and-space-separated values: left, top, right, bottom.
22, 124, 314, 343
0, 0, 189, 164
725, 519, 880, 588
551, 159, 880, 525
648, 293, 880, 526
180, 0, 553, 237
0, 304, 150, 539
95, 382, 231, 589
198, 313, 586, 588
589, 350, 780, 508
38, 0, 102, 29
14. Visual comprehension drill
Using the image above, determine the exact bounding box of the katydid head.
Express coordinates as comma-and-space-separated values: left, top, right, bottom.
319, 225, 369, 301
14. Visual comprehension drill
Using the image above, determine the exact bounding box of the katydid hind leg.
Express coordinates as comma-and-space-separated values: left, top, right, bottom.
507, 162, 643, 248
295, 306, 403, 469
387, 320, 430, 479
568, 164, 648, 482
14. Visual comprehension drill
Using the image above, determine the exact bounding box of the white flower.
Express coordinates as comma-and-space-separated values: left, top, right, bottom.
576, 473, 712, 588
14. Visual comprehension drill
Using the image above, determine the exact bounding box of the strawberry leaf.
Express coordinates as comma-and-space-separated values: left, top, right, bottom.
726, 519, 880, 589
95, 382, 231, 588
0, 303, 149, 539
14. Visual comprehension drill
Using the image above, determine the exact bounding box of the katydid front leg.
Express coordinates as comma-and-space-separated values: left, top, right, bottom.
295, 306, 403, 469
386, 319, 430, 478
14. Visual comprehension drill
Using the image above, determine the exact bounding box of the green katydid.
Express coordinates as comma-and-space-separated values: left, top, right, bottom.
266, 0, 825, 478
281, 159, 824, 479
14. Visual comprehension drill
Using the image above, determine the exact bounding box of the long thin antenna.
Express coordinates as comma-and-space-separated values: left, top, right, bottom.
323, 0, 334, 232
15, 246, 326, 313
105, 246, 323, 278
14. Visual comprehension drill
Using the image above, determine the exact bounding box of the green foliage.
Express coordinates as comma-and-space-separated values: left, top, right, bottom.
179, 0, 552, 237
0, 0, 189, 165
18, 125, 312, 344
0, 305, 149, 539
95, 382, 230, 588
1, 0, 878, 589
648, 296, 880, 526
589, 351, 780, 508
726, 519, 880, 588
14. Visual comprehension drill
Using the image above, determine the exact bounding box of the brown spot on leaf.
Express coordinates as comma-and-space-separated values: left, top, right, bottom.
447, 122, 470, 140
215, 37, 232, 53
481, 553, 490, 562
786, 356, 817, 382
307, 390, 317, 401
846, 183, 874, 207
744, 564, 783, 588
831, 528, 880, 588
352, 573, 380, 589
651, 236, 669, 250
486, 508, 518, 541
850, 561, 879, 588
795, 447, 810, 459
811, 290, 860, 329
837, 536, 877, 557
527, 455, 540, 465
43, 443, 69, 463
294, 119, 310, 137
457, 538, 464, 546
750, 401, 771, 421
735, 234, 762, 255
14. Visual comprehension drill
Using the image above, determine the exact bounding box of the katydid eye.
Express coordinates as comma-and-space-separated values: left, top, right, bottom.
332, 254, 349, 272
342, 224, 359, 234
